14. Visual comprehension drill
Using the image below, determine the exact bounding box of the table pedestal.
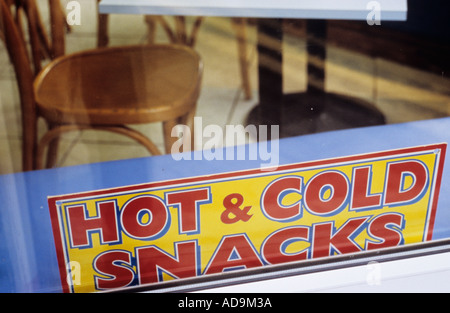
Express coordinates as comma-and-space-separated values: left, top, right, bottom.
247, 19, 385, 138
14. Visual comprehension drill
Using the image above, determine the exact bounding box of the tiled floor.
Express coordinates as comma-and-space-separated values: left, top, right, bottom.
1, 0, 450, 174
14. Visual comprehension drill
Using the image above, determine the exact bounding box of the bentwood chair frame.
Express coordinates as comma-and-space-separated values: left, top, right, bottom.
0, 0, 203, 171
11, 0, 68, 73
97, 1, 252, 100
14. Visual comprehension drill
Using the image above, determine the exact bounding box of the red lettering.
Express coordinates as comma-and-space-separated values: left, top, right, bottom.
304, 171, 349, 216
367, 213, 404, 250
67, 200, 119, 248
205, 235, 263, 274
261, 176, 303, 221
94, 250, 134, 290
166, 188, 210, 234
120, 195, 168, 240
385, 160, 428, 206
312, 217, 368, 258
137, 241, 198, 284
262, 227, 309, 264
351, 166, 382, 210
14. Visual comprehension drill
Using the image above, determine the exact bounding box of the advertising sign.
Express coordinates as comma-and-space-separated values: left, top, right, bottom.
48, 144, 446, 293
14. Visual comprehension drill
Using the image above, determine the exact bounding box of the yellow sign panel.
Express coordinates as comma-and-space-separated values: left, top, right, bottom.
49, 144, 446, 293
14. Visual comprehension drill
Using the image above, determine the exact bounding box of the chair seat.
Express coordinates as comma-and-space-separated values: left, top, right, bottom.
34, 44, 202, 125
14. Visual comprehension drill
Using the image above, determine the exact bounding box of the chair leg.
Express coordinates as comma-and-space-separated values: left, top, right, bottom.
36, 126, 66, 170
163, 119, 178, 155
111, 125, 163, 156
98, 13, 109, 47
37, 125, 163, 169
22, 123, 37, 172
146, 16, 156, 44
45, 129, 60, 168
145, 15, 175, 44
96, 0, 109, 47
178, 109, 196, 151
232, 18, 252, 100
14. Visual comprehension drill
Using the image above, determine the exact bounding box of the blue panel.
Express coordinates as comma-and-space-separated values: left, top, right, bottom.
1, 117, 450, 292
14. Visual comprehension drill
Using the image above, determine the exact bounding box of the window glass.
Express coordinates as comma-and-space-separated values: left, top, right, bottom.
1, 0, 450, 293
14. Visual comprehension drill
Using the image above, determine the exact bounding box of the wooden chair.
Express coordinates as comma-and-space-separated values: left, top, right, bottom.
144, 16, 252, 100
97, 2, 252, 100
0, 0, 203, 171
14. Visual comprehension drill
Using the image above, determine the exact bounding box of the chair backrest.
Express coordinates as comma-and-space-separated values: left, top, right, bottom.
17, 0, 65, 73
47, 0, 66, 58
0, 0, 37, 171
18, 0, 49, 74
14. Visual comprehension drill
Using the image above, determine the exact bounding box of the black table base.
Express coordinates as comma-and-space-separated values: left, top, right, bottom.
247, 91, 385, 138
248, 19, 386, 139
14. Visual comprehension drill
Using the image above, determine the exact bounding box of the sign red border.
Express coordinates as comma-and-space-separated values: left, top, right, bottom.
48, 143, 446, 293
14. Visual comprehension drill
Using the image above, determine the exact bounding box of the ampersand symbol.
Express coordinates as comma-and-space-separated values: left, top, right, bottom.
220, 193, 253, 224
